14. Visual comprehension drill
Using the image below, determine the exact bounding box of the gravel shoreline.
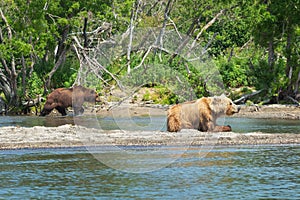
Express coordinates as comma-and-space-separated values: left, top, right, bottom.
0, 124, 299, 150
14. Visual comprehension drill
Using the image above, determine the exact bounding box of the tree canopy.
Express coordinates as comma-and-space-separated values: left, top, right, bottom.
0, 0, 300, 113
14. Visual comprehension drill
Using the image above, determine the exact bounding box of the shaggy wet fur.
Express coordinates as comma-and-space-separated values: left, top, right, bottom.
167, 95, 240, 132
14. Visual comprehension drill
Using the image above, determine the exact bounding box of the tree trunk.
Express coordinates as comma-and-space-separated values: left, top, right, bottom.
0, 8, 18, 107
21, 55, 27, 97
83, 17, 88, 48
44, 25, 70, 93
294, 69, 300, 95
45, 46, 67, 91
0, 69, 12, 101
9, 57, 18, 106
268, 39, 275, 68
127, 0, 140, 74
155, 0, 173, 60
285, 29, 293, 94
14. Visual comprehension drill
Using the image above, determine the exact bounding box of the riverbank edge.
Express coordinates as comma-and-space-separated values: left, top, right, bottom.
94, 103, 300, 119
0, 125, 299, 150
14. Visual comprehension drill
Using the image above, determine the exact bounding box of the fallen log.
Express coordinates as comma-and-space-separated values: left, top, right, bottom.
286, 95, 300, 106
233, 89, 264, 104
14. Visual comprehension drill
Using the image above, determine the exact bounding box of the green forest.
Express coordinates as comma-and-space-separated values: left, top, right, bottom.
0, 0, 300, 114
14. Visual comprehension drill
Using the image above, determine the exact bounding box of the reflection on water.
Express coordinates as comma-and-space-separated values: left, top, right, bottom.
0, 145, 299, 199
0, 115, 299, 133
0, 115, 75, 127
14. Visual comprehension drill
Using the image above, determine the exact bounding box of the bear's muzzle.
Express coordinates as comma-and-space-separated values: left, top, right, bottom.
235, 105, 241, 113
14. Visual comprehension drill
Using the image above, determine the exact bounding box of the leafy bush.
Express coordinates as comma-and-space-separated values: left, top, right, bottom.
27, 72, 44, 97
215, 54, 251, 88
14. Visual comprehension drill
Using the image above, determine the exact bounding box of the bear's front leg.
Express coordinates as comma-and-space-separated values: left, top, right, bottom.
213, 125, 232, 132
204, 120, 232, 132
200, 120, 215, 132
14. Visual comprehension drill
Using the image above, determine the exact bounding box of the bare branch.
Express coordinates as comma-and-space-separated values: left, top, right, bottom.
72, 36, 85, 50
190, 9, 225, 51
0, 9, 12, 76
167, 18, 182, 40
287, 95, 300, 105
155, 0, 173, 60
168, 13, 203, 65
89, 57, 123, 90
134, 45, 153, 70
45, 47, 67, 89
145, 0, 161, 16
0, 7, 18, 105
0, 8, 13, 40
69, 22, 112, 36
106, 83, 145, 111
134, 45, 172, 70
187, 32, 218, 62
127, 0, 141, 74
240, 37, 253, 51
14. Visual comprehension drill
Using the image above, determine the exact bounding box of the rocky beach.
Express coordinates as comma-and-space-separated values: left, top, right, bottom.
0, 124, 299, 150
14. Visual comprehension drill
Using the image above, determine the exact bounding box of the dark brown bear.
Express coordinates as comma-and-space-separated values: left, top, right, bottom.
40, 85, 99, 116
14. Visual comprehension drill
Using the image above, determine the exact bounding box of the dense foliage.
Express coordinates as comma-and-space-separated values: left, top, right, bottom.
0, 0, 300, 113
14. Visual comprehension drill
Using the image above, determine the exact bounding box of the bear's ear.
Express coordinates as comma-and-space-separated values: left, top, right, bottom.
212, 97, 222, 104
220, 93, 226, 97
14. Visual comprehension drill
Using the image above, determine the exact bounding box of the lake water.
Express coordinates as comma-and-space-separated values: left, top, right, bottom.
0, 145, 299, 199
0, 115, 299, 199
1, 115, 300, 133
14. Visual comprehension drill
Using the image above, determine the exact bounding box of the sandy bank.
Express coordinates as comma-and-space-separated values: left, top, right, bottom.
0, 124, 299, 150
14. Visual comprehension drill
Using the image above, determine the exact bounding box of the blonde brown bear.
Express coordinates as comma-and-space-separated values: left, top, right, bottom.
167, 95, 240, 132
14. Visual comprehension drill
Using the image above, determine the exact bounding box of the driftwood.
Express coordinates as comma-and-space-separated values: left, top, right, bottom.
233, 89, 264, 104
22, 95, 45, 115
0, 97, 7, 115
286, 95, 300, 106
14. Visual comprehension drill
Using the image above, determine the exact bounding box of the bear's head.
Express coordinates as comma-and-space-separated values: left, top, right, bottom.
209, 94, 240, 116
40, 107, 50, 116
40, 102, 58, 116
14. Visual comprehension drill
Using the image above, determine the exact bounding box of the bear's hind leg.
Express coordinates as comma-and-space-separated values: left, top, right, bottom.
74, 106, 84, 116
167, 115, 181, 132
56, 106, 67, 116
